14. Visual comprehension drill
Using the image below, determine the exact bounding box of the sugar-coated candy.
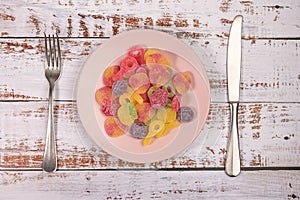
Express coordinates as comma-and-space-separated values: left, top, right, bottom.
147, 120, 165, 138
135, 66, 148, 74
144, 49, 158, 61
120, 55, 139, 73
103, 65, 119, 87
171, 96, 180, 112
117, 103, 137, 126
143, 137, 153, 146
110, 98, 121, 116
119, 92, 131, 105
112, 80, 128, 97
104, 116, 125, 137
128, 102, 138, 120
173, 72, 191, 94
155, 120, 180, 138
129, 72, 150, 90
128, 46, 145, 65
135, 102, 155, 122
180, 72, 192, 84
95, 86, 113, 106
145, 53, 171, 67
148, 64, 170, 86
101, 104, 113, 116
176, 106, 194, 123
149, 88, 169, 108
156, 108, 176, 123
147, 86, 158, 98
132, 91, 144, 104
129, 122, 148, 139
163, 81, 176, 98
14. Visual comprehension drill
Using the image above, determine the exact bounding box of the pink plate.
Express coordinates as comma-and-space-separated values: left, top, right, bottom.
77, 29, 210, 163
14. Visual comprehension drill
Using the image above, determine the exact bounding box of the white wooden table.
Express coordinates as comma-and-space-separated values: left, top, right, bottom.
1, 0, 299, 199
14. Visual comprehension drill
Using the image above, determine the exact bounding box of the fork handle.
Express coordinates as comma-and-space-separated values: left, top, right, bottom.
42, 84, 57, 172
225, 102, 241, 177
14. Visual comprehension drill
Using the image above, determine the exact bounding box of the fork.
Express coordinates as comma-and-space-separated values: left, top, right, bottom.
42, 34, 61, 173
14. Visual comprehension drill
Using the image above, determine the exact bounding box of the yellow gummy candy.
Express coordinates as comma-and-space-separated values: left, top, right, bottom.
156, 108, 176, 123
119, 92, 131, 105
132, 91, 143, 104
155, 120, 180, 138
144, 49, 158, 60
165, 108, 176, 123
156, 108, 167, 122
143, 137, 153, 146
147, 120, 165, 138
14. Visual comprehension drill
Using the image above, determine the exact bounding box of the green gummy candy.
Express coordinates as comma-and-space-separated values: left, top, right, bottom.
127, 102, 138, 120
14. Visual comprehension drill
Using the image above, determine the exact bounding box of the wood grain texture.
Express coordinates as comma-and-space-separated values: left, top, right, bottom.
0, 170, 299, 199
0, 38, 299, 102
1, 102, 299, 169
0, 0, 299, 38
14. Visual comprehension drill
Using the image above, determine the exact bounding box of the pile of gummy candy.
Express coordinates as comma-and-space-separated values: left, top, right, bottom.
95, 46, 195, 146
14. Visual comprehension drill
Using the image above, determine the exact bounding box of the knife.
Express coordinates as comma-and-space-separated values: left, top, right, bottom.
225, 15, 243, 177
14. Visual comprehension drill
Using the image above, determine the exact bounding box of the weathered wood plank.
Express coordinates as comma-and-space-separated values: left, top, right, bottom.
0, 170, 299, 199
1, 102, 299, 169
0, 38, 299, 102
0, 0, 299, 38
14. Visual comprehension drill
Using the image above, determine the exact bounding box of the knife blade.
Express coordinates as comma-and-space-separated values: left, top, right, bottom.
225, 15, 243, 177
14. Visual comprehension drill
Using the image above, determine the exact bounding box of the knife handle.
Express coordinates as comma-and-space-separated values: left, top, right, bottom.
225, 102, 241, 177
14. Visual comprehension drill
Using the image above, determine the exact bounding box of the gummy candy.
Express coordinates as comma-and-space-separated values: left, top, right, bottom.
132, 91, 144, 104
103, 65, 119, 87
129, 72, 150, 90
95, 86, 113, 106
135, 102, 155, 122
171, 96, 180, 112
176, 106, 194, 123
145, 53, 171, 67
148, 64, 170, 86
110, 98, 121, 116
135, 66, 148, 74
112, 79, 128, 97
156, 108, 176, 123
128, 46, 145, 65
144, 49, 158, 61
120, 55, 139, 73
104, 116, 125, 137
149, 88, 169, 108
173, 72, 191, 94
129, 122, 148, 139
128, 102, 138, 120
155, 120, 180, 138
147, 120, 165, 138
117, 103, 137, 126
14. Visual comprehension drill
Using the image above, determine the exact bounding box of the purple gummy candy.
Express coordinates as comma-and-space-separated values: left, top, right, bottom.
112, 80, 128, 96
129, 122, 148, 139
176, 106, 194, 123
110, 98, 121, 116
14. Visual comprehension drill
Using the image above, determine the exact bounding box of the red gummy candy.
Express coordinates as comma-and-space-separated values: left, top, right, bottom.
171, 96, 180, 112
120, 56, 139, 73
101, 104, 113, 116
149, 89, 169, 108
128, 46, 145, 65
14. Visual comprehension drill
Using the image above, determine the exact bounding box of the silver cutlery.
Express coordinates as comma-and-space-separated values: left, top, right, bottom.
42, 34, 61, 173
225, 15, 243, 177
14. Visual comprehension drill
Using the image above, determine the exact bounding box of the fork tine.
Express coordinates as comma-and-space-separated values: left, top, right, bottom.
44, 33, 49, 66
52, 35, 57, 69
48, 34, 53, 68
56, 34, 61, 69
